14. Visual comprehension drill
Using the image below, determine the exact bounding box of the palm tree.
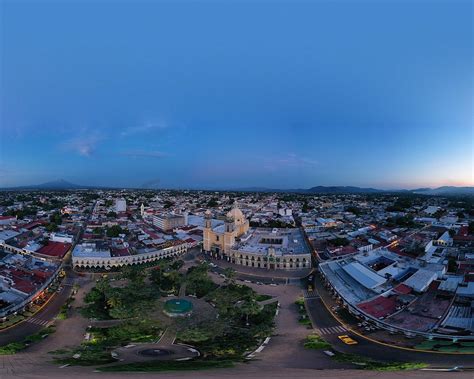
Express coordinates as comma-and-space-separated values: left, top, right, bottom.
106, 295, 121, 309
240, 299, 261, 326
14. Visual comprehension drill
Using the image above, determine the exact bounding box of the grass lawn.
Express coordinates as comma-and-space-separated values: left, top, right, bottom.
53, 320, 163, 366
255, 294, 273, 302
415, 339, 474, 353
63, 266, 277, 370
295, 297, 312, 327
333, 353, 427, 371
0, 326, 56, 355
303, 334, 331, 349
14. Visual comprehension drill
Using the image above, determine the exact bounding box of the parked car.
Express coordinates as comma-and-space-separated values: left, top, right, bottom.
338, 335, 358, 345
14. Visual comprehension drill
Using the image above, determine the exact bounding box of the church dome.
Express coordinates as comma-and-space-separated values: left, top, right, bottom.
226, 207, 245, 225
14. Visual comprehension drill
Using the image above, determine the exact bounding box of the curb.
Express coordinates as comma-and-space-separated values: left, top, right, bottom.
310, 286, 474, 356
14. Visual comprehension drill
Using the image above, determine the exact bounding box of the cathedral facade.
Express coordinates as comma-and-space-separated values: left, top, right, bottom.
203, 205, 249, 257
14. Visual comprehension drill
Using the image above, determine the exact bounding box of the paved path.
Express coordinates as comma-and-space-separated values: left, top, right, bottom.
0, 262, 472, 378
258, 298, 279, 306
178, 282, 187, 297
158, 327, 176, 345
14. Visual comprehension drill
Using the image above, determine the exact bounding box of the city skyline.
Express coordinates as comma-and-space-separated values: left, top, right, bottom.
1, 0, 473, 189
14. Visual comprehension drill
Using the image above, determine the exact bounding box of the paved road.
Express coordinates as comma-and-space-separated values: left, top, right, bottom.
0, 276, 74, 346
305, 279, 474, 367
1, 251, 472, 378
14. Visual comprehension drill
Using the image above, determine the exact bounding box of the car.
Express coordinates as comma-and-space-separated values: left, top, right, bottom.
338, 335, 358, 345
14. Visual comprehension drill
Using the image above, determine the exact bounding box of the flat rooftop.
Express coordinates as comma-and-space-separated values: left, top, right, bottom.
234, 228, 310, 256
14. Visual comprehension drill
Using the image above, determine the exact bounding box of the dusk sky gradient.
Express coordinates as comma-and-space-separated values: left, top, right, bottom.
1, 0, 473, 189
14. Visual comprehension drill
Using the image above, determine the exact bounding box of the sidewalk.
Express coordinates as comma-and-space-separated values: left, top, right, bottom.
312, 273, 425, 349
206, 255, 312, 279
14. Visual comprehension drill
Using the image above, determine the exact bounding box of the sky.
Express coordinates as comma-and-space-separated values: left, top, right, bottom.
0, 0, 473, 190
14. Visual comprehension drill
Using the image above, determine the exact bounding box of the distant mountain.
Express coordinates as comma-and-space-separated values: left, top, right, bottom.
34, 179, 83, 189
1, 180, 472, 196
234, 185, 473, 196
233, 187, 282, 193
234, 185, 386, 194
413, 186, 474, 196
1, 179, 93, 190
305, 186, 383, 194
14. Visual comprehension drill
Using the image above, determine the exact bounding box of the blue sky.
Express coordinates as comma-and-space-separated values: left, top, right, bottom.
1, 0, 472, 189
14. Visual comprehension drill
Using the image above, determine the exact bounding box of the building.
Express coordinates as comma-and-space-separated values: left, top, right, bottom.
203, 204, 249, 256
153, 214, 186, 231
72, 241, 187, 270
115, 198, 127, 212
50, 232, 74, 244
203, 204, 311, 270
0, 216, 17, 226
0, 251, 61, 318
230, 228, 312, 270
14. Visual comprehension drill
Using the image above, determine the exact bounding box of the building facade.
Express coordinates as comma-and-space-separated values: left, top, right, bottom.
153, 214, 186, 231
203, 205, 249, 256
72, 242, 187, 270
203, 206, 311, 271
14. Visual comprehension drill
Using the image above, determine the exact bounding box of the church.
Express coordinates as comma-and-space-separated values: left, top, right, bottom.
203, 204, 250, 257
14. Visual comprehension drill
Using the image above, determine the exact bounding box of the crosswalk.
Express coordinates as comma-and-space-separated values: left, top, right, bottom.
315, 325, 347, 335
26, 317, 50, 326
303, 289, 320, 299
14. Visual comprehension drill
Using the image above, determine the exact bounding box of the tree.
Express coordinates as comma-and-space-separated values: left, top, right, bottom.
223, 267, 236, 284
46, 223, 58, 232
178, 328, 213, 343
163, 200, 174, 209
49, 212, 62, 225
121, 266, 145, 283
331, 237, 349, 247
469, 221, 474, 235
346, 206, 361, 216
239, 299, 262, 326
107, 225, 124, 238
447, 257, 457, 273
207, 198, 218, 208
106, 294, 122, 309
433, 209, 446, 220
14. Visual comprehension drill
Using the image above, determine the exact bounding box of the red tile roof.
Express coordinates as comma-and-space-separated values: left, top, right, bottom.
357, 296, 397, 319
393, 283, 412, 294
36, 241, 71, 258
0, 216, 16, 220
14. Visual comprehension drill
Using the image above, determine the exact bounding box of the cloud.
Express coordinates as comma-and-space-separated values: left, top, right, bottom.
60, 133, 103, 157
263, 153, 319, 171
120, 121, 168, 137
120, 149, 168, 159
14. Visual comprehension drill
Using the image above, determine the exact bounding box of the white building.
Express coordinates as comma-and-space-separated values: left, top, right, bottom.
50, 232, 74, 244
72, 242, 187, 270
115, 198, 127, 212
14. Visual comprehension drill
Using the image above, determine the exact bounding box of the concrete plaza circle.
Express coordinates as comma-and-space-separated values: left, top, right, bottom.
112, 343, 199, 363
